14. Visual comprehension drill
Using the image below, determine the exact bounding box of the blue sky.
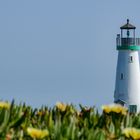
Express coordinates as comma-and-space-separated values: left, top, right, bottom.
0, 0, 140, 108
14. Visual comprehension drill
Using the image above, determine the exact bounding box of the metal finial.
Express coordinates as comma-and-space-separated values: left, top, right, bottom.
127, 19, 129, 24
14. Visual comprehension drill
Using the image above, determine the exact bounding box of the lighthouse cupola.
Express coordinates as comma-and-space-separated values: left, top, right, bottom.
114, 19, 140, 113
117, 19, 140, 50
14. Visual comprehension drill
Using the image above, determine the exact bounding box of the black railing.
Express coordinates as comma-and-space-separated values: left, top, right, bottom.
116, 38, 140, 46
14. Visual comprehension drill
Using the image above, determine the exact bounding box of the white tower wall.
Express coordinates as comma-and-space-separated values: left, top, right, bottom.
114, 50, 140, 112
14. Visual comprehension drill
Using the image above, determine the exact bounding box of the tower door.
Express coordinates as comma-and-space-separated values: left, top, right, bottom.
129, 105, 137, 113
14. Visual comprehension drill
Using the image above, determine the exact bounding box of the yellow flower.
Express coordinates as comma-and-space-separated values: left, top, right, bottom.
101, 105, 111, 113
0, 101, 10, 109
123, 128, 140, 139
37, 111, 43, 116
56, 102, 67, 112
27, 127, 49, 139
102, 104, 127, 115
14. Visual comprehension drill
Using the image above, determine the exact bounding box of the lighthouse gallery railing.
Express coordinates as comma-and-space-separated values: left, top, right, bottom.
116, 38, 140, 46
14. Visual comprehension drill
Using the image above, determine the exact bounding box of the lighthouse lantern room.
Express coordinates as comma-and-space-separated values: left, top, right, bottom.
114, 19, 140, 113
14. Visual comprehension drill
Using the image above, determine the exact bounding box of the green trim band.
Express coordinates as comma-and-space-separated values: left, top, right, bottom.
117, 45, 140, 50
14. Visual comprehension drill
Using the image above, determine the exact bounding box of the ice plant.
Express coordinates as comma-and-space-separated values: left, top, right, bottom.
1, 100, 140, 139
56, 102, 67, 112
102, 104, 127, 115
27, 127, 49, 139
0, 101, 10, 109
123, 128, 140, 139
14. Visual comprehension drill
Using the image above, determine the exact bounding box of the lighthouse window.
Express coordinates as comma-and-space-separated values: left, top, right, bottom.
120, 73, 124, 80
129, 56, 133, 63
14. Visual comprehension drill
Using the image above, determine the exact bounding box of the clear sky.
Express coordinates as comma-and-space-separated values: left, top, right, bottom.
0, 0, 140, 108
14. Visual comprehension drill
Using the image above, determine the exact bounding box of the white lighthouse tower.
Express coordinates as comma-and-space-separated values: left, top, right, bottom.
114, 19, 140, 113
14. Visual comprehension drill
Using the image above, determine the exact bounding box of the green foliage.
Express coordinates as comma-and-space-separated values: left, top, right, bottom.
0, 101, 140, 139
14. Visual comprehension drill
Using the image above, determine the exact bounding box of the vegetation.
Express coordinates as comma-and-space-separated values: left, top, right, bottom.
0, 101, 140, 139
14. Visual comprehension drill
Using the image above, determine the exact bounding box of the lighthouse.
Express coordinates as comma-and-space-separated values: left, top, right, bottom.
114, 19, 140, 113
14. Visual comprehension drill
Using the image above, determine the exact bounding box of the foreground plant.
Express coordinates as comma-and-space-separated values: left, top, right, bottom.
0, 100, 139, 139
